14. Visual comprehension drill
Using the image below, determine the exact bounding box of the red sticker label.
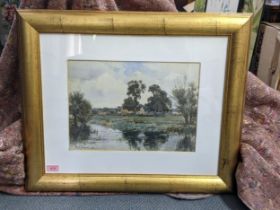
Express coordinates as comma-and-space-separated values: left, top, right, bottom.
46, 165, 59, 172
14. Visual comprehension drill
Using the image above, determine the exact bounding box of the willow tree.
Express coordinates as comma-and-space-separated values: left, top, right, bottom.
69, 91, 92, 141
172, 77, 198, 125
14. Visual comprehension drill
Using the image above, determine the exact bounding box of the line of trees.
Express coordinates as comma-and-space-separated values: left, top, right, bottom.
122, 78, 198, 125
122, 80, 172, 113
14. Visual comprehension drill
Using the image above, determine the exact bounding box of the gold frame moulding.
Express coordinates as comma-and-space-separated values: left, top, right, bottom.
17, 10, 251, 192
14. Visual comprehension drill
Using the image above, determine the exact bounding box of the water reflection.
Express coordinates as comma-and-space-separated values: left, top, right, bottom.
121, 130, 169, 151
121, 127, 196, 151
143, 131, 168, 150
122, 130, 142, 150
70, 123, 196, 151
176, 126, 196, 151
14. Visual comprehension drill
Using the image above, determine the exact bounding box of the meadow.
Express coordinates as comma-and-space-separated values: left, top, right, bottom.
90, 114, 187, 133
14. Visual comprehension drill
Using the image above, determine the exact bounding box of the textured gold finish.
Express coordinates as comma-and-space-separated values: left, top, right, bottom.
17, 10, 252, 192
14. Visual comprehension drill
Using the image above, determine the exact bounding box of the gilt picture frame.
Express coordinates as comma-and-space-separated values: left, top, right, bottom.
18, 10, 251, 192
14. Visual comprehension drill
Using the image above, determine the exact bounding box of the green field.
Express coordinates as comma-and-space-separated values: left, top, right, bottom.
90, 114, 188, 133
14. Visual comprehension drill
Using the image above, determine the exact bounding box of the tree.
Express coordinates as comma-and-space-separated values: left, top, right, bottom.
145, 84, 172, 113
172, 76, 198, 125
187, 83, 198, 124
122, 97, 139, 111
122, 80, 146, 112
69, 91, 92, 141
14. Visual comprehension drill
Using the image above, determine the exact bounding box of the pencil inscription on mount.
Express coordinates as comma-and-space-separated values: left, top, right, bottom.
68, 60, 200, 151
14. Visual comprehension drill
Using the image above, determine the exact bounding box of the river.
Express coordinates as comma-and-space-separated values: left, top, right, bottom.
69, 123, 196, 151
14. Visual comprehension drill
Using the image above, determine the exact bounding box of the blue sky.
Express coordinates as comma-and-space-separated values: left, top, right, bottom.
68, 60, 200, 108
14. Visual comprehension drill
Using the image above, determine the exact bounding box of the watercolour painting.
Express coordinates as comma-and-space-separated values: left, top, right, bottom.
68, 60, 200, 152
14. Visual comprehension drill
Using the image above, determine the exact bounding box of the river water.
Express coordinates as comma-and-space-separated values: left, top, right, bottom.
70, 124, 196, 151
